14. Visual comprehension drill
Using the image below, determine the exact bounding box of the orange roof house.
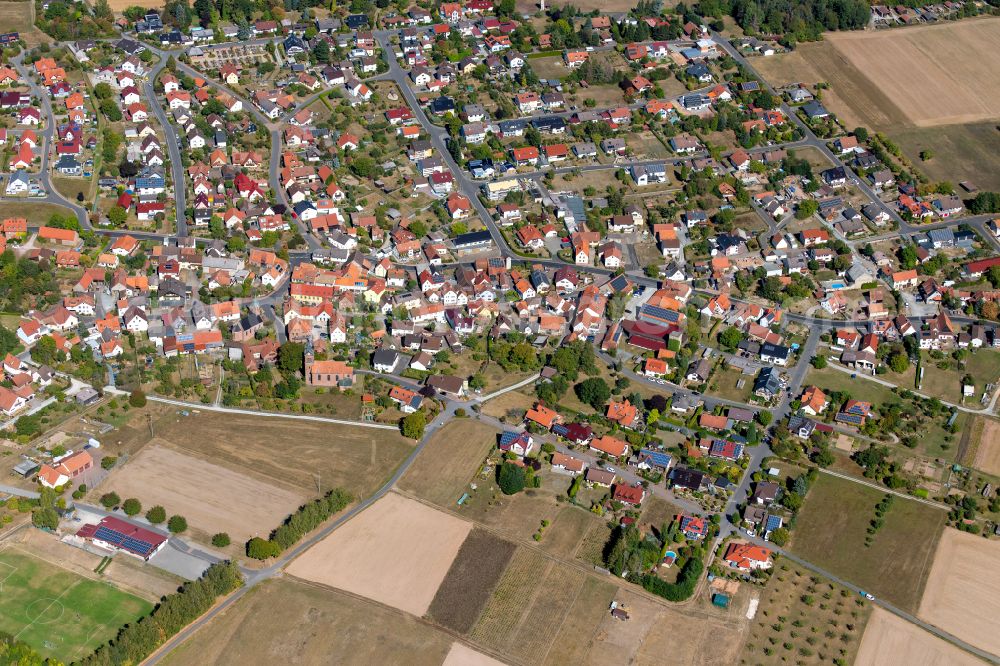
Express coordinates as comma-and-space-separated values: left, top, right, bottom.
589, 434, 628, 458
698, 413, 729, 431
723, 542, 773, 571
525, 402, 560, 429
37, 226, 79, 245
606, 399, 639, 428
644, 357, 668, 376
799, 386, 828, 415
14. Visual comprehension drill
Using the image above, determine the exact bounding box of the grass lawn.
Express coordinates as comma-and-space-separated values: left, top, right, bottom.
0, 202, 78, 227
741, 560, 872, 666
804, 367, 899, 406
706, 365, 755, 404
919, 349, 1000, 403
0, 549, 152, 663
790, 473, 946, 613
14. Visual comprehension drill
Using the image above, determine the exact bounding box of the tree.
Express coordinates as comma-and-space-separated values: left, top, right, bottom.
887, 351, 909, 374
211, 532, 231, 547
168, 515, 188, 533
795, 199, 818, 219
246, 536, 281, 559
769, 527, 790, 546
32, 488, 59, 530
31, 335, 58, 365
400, 411, 426, 439
313, 39, 331, 63
813, 448, 835, 467
498, 461, 526, 494
810, 354, 827, 369
146, 505, 166, 523
574, 377, 610, 410
100, 492, 120, 508
277, 342, 304, 375
122, 498, 142, 516
718, 326, 743, 351
968, 191, 1000, 215
469, 374, 486, 391
129, 389, 146, 407
99, 98, 122, 121
757, 410, 773, 426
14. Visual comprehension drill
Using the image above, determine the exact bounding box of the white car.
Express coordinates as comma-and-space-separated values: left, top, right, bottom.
864, 593, 875, 601
605, 466, 617, 474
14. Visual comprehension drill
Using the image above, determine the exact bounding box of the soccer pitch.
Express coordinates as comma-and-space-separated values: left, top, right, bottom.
0, 549, 153, 663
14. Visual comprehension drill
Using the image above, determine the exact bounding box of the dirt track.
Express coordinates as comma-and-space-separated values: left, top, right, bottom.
856, 608, 982, 666
285, 492, 471, 616
442, 643, 507, 666
917, 528, 1000, 656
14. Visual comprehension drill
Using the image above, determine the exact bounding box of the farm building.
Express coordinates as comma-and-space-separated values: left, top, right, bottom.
76, 516, 167, 560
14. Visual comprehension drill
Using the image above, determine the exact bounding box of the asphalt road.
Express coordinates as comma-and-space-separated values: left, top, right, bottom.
142, 52, 188, 237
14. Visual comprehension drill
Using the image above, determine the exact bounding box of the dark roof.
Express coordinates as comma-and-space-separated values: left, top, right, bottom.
671, 466, 705, 490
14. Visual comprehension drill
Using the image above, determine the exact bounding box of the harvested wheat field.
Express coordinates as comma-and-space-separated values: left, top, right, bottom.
825, 19, 1000, 127
856, 608, 982, 666
970, 416, 1000, 476
97, 444, 307, 544
442, 643, 508, 666
918, 528, 1000, 655
286, 492, 470, 616
161, 577, 453, 666
148, 409, 413, 499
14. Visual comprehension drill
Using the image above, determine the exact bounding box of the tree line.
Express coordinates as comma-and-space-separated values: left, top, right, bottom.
246, 488, 353, 560
78, 561, 243, 666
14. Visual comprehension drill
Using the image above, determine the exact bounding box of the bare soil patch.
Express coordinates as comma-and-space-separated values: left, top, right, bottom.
161, 577, 453, 666
96, 443, 307, 544
286, 492, 471, 616
918, 527, 1000, 656
856, 607, 982, 666
970, 416, 1000, 476
426, 529, 516, 634
397, 419, 499, 507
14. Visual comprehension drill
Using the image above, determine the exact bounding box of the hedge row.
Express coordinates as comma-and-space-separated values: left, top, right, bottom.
246, 488, 353, 560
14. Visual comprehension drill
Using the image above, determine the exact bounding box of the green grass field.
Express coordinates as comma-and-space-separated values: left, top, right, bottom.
0, 549, 153, 663
790, 474, 946, 613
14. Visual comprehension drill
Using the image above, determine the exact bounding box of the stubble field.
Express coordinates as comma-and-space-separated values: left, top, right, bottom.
824, 21, 1000, 127
917, 528, 1000, 656
143, 409, 414, 499
752, 18, 1000, 189
968, 416, 1000, 476
96, 443, 308, 544
856, 608, 982, 666
161, 577, 455, 666
285, 492, 471, 617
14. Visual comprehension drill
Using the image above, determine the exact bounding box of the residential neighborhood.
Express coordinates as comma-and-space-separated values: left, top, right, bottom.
0, 0, 997, 664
